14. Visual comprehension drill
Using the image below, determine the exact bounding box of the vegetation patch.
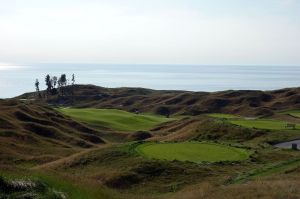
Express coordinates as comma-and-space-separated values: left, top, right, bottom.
0, 176, 66, 199
135, 142, 250, 163
58, 108, 174, 132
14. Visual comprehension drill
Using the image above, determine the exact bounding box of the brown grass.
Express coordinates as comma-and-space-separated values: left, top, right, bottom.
16, 85, 300, 117
171, 174, 300, 199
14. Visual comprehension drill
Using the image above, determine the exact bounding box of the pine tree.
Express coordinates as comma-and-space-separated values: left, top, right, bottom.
35, 79, 40, 98
45, 74, 52, 97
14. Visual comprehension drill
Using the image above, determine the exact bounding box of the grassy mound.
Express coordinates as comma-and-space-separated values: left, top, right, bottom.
135, 142, 250, 163
58, 108, 173, 132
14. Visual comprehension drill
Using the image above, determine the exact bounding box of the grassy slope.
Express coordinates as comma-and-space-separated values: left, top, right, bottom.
58, 108, 173, 132
0, 100, 107, 166
135, 142, 250, 163
0, 100, 116, 198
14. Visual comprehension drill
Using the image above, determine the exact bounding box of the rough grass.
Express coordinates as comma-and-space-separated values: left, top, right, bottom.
0, 171, 115, 199
0, 175, 65, 199
229, 158, 300, 184
58, 108, 174, 132
171, 176, 300, 199
135, 142, 250, 163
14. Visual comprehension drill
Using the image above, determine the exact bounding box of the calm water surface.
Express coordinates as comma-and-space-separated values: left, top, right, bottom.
0, 64, 299, 98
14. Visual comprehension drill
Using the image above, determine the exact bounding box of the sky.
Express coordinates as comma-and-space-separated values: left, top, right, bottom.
0, 0, 300, 67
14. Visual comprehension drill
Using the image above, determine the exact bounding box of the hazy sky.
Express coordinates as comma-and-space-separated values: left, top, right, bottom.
0, 0, 300, 66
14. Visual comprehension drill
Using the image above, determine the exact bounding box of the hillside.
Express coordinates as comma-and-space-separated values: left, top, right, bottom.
0, 99, 105, 167
7, 85, 300, 199
17, 85, 300, 117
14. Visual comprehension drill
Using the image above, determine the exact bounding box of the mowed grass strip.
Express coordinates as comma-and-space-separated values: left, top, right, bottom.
58, 108, 173, 132
208, 112, 300, 130
230, 119, 300, 130
207, 113, 240, 119
135, 142, 250, 163
280, 109, 300, 118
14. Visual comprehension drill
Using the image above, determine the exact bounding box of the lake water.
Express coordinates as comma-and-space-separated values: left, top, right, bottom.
0, 64, 299, 98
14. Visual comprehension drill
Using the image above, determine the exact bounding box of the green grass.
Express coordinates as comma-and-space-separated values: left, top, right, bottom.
58, 108, 174, 132
230, 119, 300, 130
135, 142, 250, 163
280, 109, 300, 118
207, 112, 300, 130
207, 113, 240, 119
207, 112, 297, 130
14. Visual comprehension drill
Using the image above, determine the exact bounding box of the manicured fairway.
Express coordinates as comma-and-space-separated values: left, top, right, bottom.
135, 142, 250, 163
230, 119, 299, 130
207, 113, 298, 130
58, 108, 173, 132
208, 113, 240, 119
281, 110, 300, 118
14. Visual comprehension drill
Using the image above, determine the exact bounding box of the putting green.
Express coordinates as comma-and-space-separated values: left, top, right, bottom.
135, 142, 250, 163
58, 108, 173, 132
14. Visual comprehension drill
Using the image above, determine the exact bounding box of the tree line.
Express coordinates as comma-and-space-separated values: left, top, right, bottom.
35, 74, 75, 98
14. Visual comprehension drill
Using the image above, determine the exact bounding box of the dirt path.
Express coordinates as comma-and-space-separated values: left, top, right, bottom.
31, 143, 114, 170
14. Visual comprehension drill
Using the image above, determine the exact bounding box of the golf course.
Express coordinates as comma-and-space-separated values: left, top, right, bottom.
3, 85, 300, 199
2, 1, 300, 197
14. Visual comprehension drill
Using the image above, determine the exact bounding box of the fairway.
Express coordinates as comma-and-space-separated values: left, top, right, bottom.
208, 113, 240, 119
230, 119, 299, 130
135, 142, 250, 163
209, 112, 300, 130
58, 108, 173, 132
280, 110, 300, 118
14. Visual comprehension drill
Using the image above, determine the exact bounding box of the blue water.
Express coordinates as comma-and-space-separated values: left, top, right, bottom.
0, 64, 299, 98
